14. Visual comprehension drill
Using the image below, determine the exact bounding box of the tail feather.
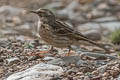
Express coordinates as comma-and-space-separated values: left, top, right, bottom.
73, 30, 109, 51
86, 39, 109, 51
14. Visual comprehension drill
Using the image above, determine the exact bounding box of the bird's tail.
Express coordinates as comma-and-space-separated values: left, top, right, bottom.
85, 39, 109, 51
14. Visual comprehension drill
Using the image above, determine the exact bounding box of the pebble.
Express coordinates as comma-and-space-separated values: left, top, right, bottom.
6, 63, 63, 80
0, 68, 4, 74
43, 56, 55, 61
5, 57, 20, 65
28, 56, 39, 61
0, 56, 6, 62
48, 56, 80, 65
82, 30, 101, 41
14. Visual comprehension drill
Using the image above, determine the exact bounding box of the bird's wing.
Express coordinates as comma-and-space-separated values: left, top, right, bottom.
51, 19, 89, 40
51, 20, 109, 51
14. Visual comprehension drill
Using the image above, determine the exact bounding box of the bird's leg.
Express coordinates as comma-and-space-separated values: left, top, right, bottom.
65, 46, 75, 56
65, 48, 71, 56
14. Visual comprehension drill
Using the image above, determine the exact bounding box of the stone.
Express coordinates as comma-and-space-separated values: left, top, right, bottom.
61, 56, 80, 64
47, 58, 63, 65
45, 2, 63, 9
28, 56, 38, 61
117, 74, 120, 80
6, 63, 63, 80
76, 60, 88, 67
97, 65, 108, 73
5, 57, 20, 65
43, 57, 55, 61
82, 30, 101, 41
0, 56, 6, 62
77, 16, 120, 36
79, 52, 116, 60
0, 68, 4, 74
0, 5, 26, 16
95, 60, 108, 67
48, 56, 80, 65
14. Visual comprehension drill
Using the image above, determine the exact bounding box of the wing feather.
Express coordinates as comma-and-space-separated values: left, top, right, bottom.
49, 19, 109, 51
52, 20, 89, 40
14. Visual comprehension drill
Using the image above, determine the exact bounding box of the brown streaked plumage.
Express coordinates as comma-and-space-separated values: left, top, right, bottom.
30, 8, 109, 55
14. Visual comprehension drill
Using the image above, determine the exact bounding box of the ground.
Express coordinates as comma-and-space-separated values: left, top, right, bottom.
0, 0, 120, 80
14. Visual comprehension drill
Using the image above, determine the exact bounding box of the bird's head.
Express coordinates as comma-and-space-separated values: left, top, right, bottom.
29, 8, 55, 20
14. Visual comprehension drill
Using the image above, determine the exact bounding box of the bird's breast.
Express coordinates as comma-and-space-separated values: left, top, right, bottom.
39, 24, 74, 48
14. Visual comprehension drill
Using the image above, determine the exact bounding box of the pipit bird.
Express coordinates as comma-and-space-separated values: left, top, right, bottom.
29, 8, 109, 56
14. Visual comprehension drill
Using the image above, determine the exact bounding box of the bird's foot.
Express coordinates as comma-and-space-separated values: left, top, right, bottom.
28, 46, 54, 57
27, 50, 52, 58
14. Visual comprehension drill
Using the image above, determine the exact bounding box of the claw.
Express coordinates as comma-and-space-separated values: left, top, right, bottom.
27, 46, 54, 57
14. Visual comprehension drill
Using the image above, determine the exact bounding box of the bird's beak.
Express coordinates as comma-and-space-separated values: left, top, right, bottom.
28, 9, 45, 14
